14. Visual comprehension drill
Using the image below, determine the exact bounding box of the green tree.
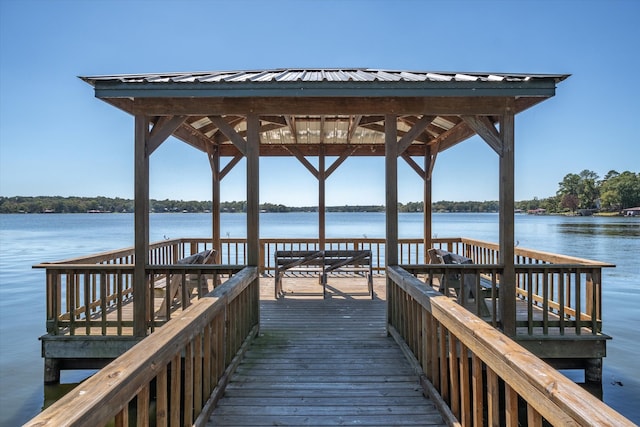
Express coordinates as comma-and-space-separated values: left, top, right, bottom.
600, 171, 640, 211
578, 169, 600, 209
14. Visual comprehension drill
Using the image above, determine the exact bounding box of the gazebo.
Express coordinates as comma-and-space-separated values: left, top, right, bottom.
81, 68, 568, 338
28, 68, 632, 426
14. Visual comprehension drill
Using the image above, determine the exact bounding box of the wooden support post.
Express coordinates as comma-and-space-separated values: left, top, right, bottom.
424, 144, 433, 261
44, 358, 60, 384
499, 106, 516, 337
385, 115, 398, 266
386, 115, 398, 332
134, 115, 150, 338
246, 114, 260, 267
319, 146, 326, 251
586, 358, 603, 383
208, 142, 222, 263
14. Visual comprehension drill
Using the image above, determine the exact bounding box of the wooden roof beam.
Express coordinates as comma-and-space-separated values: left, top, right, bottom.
129, 96, 516, 116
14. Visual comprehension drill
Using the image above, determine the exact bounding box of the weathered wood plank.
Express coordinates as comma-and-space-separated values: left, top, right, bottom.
208, 285, 446, 426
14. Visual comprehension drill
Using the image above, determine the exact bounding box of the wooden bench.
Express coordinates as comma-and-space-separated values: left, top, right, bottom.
155, 249, 216, 316
274, 249, 373, 299
428, 248, 495, 317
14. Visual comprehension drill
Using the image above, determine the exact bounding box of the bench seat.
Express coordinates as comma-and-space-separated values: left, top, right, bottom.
274, 249, 373, 299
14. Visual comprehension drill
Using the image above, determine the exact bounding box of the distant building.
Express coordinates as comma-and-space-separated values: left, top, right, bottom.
527, 208, 546, 215
622, 207, 640, 216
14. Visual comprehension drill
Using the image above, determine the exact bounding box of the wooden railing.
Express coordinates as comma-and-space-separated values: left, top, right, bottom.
462, 238, 610, 335
36, 263, 245, 336
386, 265, 633, 426
37, 236, 611, 337
26, 266, 260, 427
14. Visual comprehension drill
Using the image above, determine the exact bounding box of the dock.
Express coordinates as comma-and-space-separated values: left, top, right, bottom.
37, 236, 612, 386
209, 277, 445, 426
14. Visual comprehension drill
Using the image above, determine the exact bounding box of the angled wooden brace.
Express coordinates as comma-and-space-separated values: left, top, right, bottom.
461, 115, 503, 156
148, 116, 187, 155
208, 115, 248, 156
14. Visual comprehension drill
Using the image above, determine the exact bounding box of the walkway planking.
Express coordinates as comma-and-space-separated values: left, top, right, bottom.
208, 277, 446, 426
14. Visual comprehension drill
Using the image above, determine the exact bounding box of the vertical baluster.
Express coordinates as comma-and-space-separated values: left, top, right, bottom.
194, 332, 203, 419
559, 272, 565, 335
505, 383, 518, 427
449, 332, 460, 419
527, 271, 533, 335
439, 326, 448, 402
575, 270, 581, 335
459, 342, 471, 426
543, 271, 549, 335
136, 383, 150, 426
486, 366, 499, 427
170, 353, 181, 426
527, 403, 543, 426
100, 272, 107, 335
156, 366, 168, 427
471, 353, 483, 427
184, 340, 194, 426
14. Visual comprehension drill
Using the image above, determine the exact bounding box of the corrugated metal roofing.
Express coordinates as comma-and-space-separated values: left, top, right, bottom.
81, 68, 568, 85
78, 68, 570, 157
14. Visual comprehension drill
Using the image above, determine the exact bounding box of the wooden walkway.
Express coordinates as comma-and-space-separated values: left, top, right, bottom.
208, 277, 446, 426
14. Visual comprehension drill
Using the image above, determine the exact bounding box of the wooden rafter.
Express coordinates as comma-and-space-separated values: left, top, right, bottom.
208, 116, 247, 156
172, 123, 214, 153
284, 116, 299, 145
429, 121, 478, 153
347, 115, 362, 144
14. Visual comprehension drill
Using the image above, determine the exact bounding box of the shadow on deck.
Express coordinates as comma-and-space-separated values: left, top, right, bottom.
208, 277, 446, 426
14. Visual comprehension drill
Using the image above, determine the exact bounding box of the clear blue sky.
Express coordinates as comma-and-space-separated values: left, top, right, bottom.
1, 0, 638, 206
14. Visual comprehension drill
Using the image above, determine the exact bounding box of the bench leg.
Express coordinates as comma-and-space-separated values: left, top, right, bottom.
322, 273, 327, 299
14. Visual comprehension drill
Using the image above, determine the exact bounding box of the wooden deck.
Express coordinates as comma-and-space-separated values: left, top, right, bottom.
208, 276, 446, 426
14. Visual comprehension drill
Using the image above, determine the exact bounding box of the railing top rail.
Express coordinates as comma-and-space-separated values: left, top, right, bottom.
387, 265, 632, 426
25, 266, 258, 427
38, 237, 190, 265
33, 263, 135, 270
33, 263, 247, 272
401, 263, 612, 271
35, 236, 613, 268
460, 237, 614, 267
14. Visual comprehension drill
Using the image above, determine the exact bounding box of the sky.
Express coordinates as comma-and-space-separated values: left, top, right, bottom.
1, 0, 638, 206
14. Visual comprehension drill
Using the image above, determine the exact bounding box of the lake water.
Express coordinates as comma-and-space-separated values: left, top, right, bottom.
1, 212, 638, 425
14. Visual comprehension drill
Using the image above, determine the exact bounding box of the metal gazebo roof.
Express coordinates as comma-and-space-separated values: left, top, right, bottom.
80, 68, 569, 157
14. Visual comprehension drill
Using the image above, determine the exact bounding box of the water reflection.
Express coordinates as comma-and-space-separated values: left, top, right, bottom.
557, 220, 640, 237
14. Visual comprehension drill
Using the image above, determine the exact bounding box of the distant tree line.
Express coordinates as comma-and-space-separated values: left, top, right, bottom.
1, 170, 637, 214
516, 170, 640, 214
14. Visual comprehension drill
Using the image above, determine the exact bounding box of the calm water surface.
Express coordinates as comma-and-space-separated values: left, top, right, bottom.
0, 212, 638, 425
